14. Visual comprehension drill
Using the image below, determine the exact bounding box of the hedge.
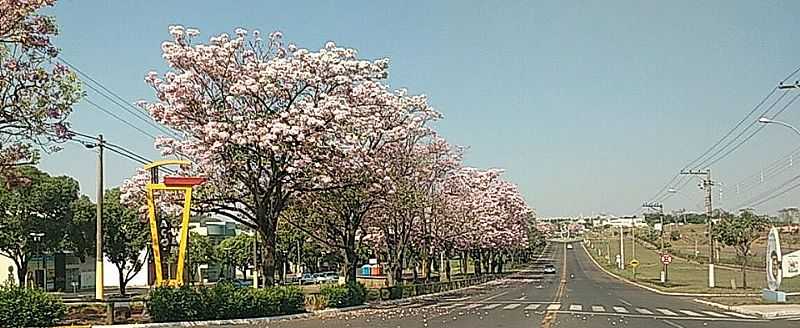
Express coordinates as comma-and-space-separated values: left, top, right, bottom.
319, 282, 367, 308
148, 282, 304, 322
0, 284, 66, 327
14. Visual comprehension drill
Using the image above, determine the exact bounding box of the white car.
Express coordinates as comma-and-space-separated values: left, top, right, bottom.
314, 271, 339, 284
566, 244, 573, 249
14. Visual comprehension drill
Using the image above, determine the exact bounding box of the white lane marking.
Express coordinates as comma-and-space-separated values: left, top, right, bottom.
612, 306, 629, 313
443, 296, 470, 301
569, 304, 582, 311
635, 308, 653, 315
439, 303, 463, 309
700, 311, 727, 318
679, 310, 702, 317
462, 303, 482, 309
503, 303, 522, 310
515, 296, 527, 301
657, 308, 678, 316
619, 299, 633, 306
481, 291, 509, 301
524, 304, 540, 310
723, 312, 757, 319
661, 319, 686, 328
546, 303, 561, 310
592, 305, 605, 312
482, 303, 502, 310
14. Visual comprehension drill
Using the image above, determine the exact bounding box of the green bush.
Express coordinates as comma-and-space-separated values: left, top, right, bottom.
320, 282, 367, 308
147, 282, 305, 323
0, 284, 66, 327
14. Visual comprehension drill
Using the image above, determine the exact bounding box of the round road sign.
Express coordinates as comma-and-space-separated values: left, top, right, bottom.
630, 259, 640, 268
660, 254, 673, 265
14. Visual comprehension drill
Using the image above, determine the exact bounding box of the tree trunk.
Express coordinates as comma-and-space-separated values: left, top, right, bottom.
259, 228, 277, 286
473, 251, 482, 275
15, 258, 27, 287
342, 247, 359, 285
117, 266, 127, 296
741, 248, 748, 289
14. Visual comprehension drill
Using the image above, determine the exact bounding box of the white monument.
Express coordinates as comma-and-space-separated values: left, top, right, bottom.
765, 227, 800, 302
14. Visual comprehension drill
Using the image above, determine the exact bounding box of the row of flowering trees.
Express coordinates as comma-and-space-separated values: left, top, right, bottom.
121, 26, 535, 286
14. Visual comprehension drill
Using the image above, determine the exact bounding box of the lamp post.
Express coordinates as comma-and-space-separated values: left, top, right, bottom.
759, 117, 800, 137
29, 232, 44, 289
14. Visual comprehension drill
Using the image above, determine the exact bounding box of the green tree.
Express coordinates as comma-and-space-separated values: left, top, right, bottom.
713, 211, 769, 288
0, 166, 80, 285
217, 233, 254, 281
187, 232, 215, 283
102, 188, 148, 296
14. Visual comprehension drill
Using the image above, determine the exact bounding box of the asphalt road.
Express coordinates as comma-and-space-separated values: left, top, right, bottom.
216, 243, 799, 327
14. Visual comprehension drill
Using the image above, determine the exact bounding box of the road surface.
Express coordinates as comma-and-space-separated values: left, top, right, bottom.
216, 243, 798, 327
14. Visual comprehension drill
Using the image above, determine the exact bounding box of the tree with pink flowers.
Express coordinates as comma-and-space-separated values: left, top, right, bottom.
0, 0, 82, 178
128, 26, 437, 285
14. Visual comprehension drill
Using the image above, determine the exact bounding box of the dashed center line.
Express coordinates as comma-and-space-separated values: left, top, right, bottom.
657, 308, 678, 316
679, 310, 702, 317
503, 303, 522, 310
592, 305, 605, 312
635, 308, 653, 315
700, 311, 727, 318
524, 304, 541, 310
569, 304, 582, 311
546, 303, 561, 310
462, 303, 482, 309
482, 303, 502, 310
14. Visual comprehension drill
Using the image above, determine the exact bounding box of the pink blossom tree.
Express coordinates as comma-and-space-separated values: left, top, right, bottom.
0, 0, 82, 178
128, 26, 431, 285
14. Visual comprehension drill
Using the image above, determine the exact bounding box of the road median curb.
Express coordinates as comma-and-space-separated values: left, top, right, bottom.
581, 243, 759, 298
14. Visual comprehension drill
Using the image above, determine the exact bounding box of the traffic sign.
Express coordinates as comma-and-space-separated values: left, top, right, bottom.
661, 254, 673, 265
630, 259, 640, 268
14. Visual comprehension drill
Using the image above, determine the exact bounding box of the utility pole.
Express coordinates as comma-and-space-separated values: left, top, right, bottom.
619, 225, 625, 270
95, 134, 105, 300
643, 202, 665, 282
681, 168, 715, 288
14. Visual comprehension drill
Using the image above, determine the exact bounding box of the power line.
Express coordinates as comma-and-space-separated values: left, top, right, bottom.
83, 97, 158, 140
57, 56, 182, 139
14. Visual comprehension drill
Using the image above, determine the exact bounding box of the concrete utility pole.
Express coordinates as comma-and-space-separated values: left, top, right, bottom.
95, 134, 105, 300
643, 202, 665, 282
681, 168, 715, 288
252, 232, 258, 288
619, 225, 625, 270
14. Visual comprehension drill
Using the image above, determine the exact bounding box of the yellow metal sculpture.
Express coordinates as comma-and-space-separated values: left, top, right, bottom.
144, 160, 205, 287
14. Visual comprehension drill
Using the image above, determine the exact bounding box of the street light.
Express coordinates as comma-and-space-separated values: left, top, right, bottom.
758, 117, 800, 137
29, 232, 45, 289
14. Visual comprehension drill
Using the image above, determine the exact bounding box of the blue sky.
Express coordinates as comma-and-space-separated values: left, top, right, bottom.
39, 0, 800, 217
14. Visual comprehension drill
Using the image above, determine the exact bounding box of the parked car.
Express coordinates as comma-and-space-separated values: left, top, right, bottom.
543, 264, 557, 274
300, 273, 316, 285
314, 271, 339, 284
566, 244, 574, 250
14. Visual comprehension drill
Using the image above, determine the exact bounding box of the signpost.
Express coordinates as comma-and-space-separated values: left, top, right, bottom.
660, 254, 672, 284
630, 259, 640, 280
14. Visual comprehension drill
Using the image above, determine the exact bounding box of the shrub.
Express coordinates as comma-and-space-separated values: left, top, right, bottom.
320, 282, 367, 308
0, 284, 66, 327
147, 283, 305, 323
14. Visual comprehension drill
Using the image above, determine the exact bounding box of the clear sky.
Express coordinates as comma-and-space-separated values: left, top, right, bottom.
39, 0, 800, 217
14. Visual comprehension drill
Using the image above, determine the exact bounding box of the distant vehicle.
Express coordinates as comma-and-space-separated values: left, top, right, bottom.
314, 271, 339, 284
300, 273, 316, 285
543, 264, 557, 274
566, 244, 574, 250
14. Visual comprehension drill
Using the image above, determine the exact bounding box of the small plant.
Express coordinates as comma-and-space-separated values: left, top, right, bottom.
0, 283, 66, 327
320, 282, 367, 308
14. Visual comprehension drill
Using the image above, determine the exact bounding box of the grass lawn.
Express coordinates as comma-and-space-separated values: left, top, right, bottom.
586, 232, 800, 294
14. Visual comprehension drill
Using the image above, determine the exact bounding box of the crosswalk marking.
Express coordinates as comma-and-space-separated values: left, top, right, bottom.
679, 310, 702, 317
724, 311, 757, 319
657, 309, 678, 316
612, 306, 629, 313
700, 311, 727, 318
503, 303, 522, 310
524, 304, 540, 310
546, 303, 561, 310
439, 303, 463, 309
635, 308, 653, 315
592, 305, 605, 312
569, 304, 582, 311
482, 303, 502, 310
462, 303, 482, 309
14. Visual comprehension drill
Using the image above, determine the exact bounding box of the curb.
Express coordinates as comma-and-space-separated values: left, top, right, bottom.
581, 243, 760, 298
694, 298, 800, 319
91, 305, 369, 328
